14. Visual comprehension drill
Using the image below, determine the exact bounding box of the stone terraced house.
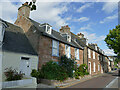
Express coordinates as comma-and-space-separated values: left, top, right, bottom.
15, 2, 84, 69
0, 2, 110, 78
69, 33, 108, 75
13, 2, 110, 76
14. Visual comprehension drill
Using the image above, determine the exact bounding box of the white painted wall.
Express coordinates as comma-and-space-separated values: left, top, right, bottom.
0, 50, 2, 89
2, 51, 38, 81
0, 23, 5, 43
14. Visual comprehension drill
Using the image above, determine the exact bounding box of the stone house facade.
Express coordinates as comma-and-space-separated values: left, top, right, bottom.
15, 3, 84, 69
14, 2, 110, 76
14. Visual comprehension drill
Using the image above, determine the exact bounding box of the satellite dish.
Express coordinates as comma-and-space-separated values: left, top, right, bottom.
32, 0, 36, 3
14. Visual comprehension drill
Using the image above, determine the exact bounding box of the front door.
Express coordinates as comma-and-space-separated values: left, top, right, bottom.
20, 57, 31, 76
88, 62, 91, 74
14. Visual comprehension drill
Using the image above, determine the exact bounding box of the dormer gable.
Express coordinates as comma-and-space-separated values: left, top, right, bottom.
41, 23, 52, 34
0, 20, 7, 43
62, 33, 71, 42
59, 25, 71, 42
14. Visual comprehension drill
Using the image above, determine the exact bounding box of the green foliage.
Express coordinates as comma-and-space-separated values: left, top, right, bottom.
24, 1, 37, 11
31, 5, 36, 11
104, 25, 120, 57
31, 69, 40, 78
31, 61, 68, 81
74, 64, 89, 79
59, 55, 75, 77
78, 64, 88, 74
4, 67, 24, 81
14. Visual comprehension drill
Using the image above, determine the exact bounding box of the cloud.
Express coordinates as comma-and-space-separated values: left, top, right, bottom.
79, 23, 93, 31
102, 2, 118, 14
0, 1, 20, 23
30, 2, 69, 29
73, 17, 89, 22
104, 49, 116, 56
0, 1, 69, 30
100, 13, 118, 24
77, 3, 93, 13
78, 31, 105, 44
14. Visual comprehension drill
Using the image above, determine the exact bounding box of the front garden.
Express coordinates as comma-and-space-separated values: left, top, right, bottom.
31, 55, 89, 83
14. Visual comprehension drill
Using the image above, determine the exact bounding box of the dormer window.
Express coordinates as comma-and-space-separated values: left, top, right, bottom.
0, 23, 5, 43
95, 46, 97, 51
43, 24, 52, 34
41, 23, 52, 34
46, 25, 52, 34
62, 34, 71, 42
67, 35, 71, 42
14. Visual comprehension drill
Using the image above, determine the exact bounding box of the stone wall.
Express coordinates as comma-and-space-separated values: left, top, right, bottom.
88, 49, 102, 75
37, 35, 83, 69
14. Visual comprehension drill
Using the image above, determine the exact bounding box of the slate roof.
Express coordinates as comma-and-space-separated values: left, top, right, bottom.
70, 32, 106, 56
1, 19, 37, 55
28, 18, 105, 56
29, 18, 84, 50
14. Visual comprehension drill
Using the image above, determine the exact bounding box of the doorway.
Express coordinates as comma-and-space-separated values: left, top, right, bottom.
88, 61, 91, 75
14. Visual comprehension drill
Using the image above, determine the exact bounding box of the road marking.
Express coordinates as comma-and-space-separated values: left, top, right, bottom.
105, 77, 118, 88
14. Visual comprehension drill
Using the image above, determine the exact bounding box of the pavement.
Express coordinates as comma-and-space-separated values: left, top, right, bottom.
66, 70, 119, 88
105, 77, 120, 88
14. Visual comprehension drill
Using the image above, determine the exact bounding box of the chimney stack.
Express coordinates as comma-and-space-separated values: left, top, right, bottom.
59, 25, 71, 34
17, 2, 30, 19
77, 33, 84, 38
14, 2, 32, 33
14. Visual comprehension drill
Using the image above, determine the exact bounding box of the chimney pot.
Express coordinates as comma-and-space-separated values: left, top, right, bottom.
59, 25, 70, 34
77, 33, 84, 38
24, 2, 28, 5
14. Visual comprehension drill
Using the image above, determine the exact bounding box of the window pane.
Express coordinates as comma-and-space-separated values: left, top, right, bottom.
53, 40, 58, 48
52, 40, 59, 56
53, 48, 57, 56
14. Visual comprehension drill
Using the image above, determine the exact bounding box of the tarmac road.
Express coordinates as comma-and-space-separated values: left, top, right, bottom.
67, 71, 119, 88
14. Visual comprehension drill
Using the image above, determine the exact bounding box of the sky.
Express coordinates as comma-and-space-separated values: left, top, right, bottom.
0, 0, 119, 56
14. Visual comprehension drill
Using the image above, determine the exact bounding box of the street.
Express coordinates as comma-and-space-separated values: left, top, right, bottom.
67, 71, 119, 88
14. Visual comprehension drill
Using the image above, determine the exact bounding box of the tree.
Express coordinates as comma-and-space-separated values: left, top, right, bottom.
104, 25, 120, 57
24, 1, 36, 11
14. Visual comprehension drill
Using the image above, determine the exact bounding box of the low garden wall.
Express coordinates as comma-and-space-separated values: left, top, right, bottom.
40, 75, 91, 86
2, 77, 37, 88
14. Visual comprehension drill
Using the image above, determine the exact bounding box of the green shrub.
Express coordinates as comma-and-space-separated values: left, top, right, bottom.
73, 64, 89, 78
79, 72, 84, 77
85, 72, 89, 75
59, 55, 75, 77
4, 67, 24, 81
78, 64, 88, 73
40, 61, 68, 81
31, 69, 40, 78
75, 75, 79, 79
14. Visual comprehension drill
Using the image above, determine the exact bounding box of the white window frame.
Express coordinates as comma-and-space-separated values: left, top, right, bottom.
93, 62, 96, 72
65, 45, 71, 58
52, 40, 59, 57
88, 49, 91, 58
46, 25, 52, 34
93, 51, 95, 59
75, 48, 79, 60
